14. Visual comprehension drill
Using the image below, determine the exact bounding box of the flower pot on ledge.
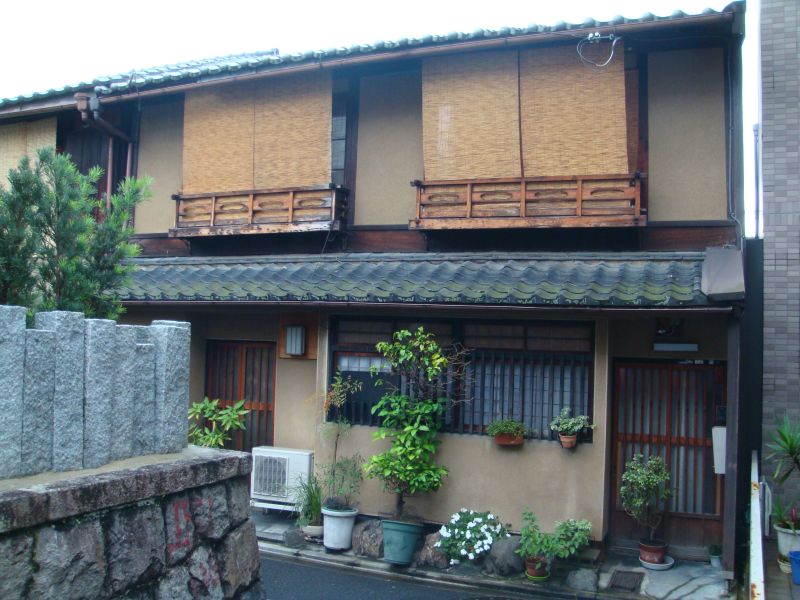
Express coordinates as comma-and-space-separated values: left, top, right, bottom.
558, 433, 577, 448
494, 433, 524, 446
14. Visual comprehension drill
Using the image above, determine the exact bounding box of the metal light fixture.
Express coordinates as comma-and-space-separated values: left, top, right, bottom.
285, 325, 306, 356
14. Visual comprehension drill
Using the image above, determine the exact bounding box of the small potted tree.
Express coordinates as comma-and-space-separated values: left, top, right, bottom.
293, 473, 324, 538
619, 454, 672, 567
767, 415, 800, 572
486, 419, 527, 446
365, 327, 449, 566
515, 510, 592, 581
549, 407, 594, 449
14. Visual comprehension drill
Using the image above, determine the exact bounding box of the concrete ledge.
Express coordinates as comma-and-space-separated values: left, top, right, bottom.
0, 446, 251, 534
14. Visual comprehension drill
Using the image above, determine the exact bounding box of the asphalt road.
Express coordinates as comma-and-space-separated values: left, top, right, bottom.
260, 554, 529, 600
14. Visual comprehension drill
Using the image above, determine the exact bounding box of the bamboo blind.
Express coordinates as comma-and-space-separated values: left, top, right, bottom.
625, 68, 640, 174
182, 72, 332, 195
183, 82, 256, 193
422, 51, 521, 180
253, 72, 331, 190
0, 117, 56, 181
520, 44, 628, 176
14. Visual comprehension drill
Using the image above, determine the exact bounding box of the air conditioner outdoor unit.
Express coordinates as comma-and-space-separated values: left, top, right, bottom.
250, 446, 314, 511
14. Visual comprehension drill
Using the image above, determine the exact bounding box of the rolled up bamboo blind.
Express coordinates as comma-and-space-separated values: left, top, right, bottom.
0, 117, 56, 180
253, 72, 331, 190
182, 72, 332, 195
520, 44, 628, 177
422, 51, 521, 180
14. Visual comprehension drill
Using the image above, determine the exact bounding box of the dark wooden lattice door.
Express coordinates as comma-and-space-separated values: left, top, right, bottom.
205, 341, 275, 452
610, 361, 727, 553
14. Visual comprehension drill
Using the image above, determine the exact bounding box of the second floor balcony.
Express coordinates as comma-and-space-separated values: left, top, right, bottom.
409, 174, 644, 230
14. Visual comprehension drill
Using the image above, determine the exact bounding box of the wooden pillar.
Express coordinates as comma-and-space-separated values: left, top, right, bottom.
722, 314, 741, 578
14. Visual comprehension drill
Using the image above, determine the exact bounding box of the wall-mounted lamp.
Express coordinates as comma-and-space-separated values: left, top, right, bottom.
652, 342, 699, 352
285, 325, 306, 356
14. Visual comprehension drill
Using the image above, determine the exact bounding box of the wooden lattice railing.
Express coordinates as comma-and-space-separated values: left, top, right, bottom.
170, 185, 343, 237
409, 174, 644, 230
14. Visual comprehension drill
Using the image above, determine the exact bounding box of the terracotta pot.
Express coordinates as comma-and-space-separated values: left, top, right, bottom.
494, 433, 524, 446
638, 539, 667, 564
559, 433, 577, 448
524, 556, 550, 580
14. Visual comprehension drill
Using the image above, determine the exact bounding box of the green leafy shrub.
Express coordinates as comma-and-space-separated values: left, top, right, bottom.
486, 419, 526, 437
767, 415, 800, 484
549, 407, 594, 436
619, 454, 671, 541
435, 509, 508, 563
294, 473, 324, 527
515, 510, 592, 570
188, 397, 248, 448
321, 453, 364, 510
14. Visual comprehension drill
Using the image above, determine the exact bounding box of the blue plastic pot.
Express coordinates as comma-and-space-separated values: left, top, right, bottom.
382, 520, 423, 566
789, 550, 800, 585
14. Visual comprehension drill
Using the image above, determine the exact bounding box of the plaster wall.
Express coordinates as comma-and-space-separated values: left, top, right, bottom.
0, 117, 56, 180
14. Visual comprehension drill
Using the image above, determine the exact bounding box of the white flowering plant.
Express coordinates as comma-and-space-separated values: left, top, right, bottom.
435, 508, 509, 563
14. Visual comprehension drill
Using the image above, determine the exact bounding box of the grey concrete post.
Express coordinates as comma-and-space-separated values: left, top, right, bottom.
152, 325, 190, 453
83, 319, 116, 468
0, 306, 27, 478
133, 342, 157, 456
21, 329, 56, 476
111, 326, 139, 461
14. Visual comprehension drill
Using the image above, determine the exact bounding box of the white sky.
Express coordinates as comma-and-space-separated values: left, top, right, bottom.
0, 0, 760, 235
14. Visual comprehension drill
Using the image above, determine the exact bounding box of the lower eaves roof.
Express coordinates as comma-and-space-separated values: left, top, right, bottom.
119, 252, 723, 309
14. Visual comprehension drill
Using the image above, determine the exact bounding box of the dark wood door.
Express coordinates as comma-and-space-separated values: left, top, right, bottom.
205, 341, 276, 453
609, 361, 726, 553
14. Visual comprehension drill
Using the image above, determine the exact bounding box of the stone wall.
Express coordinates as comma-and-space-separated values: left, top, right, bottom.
761, 0, 800, 501
0, 305, 190, 479
0, 447, 262, 599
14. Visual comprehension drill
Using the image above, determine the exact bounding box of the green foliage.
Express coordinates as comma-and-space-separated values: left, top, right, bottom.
515, 510, 592, 569
549, 407, 594, 436
0, 148, 149, 318
320, 453, 364, 509
188, 397, 249, 448
435, 509, 508, 563
486, 419, 527, 437
365, 328, 449, 519
767, 415, 800, 485
773, 497, 800, 531
619, 454, 671, 541
293, 473, 324, 527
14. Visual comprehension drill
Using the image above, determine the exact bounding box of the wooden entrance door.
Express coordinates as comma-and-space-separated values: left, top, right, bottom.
205, 341, 276, 453
610, 361, 727, 553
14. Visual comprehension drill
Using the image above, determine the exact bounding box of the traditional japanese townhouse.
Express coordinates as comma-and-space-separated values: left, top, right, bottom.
0, 2, 751, 577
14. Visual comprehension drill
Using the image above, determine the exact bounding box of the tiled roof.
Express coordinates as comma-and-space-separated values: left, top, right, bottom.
119, 252, 719, 308
0, 4, 741, 109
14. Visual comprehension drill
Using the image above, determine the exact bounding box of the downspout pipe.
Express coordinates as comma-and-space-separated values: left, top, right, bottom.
74, 92, 132, 144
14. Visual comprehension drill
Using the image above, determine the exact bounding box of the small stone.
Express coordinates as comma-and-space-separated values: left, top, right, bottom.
107, 504, 166, 594
283, 528, 306, 549
352, 519, 383, 558
187, 545, 224, 600
164, 493, 196, 565
31, 518, 106, 599
155, 566, 191, 600
218, 520, 260, 598
0, 532, 33, 600
567, 568, 598, 593
483, 535, 525, 576
191, 483, 230, 541
416, 531, 449, 569
226, 477, 250, 528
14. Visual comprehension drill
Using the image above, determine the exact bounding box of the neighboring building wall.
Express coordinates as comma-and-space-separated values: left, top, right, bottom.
135, 98, 184, 234
0, 117, 56, 181
648, 48, 728, 222
354, 70, 423, 226
0, 448, 262, 599
762, 0, 800, 500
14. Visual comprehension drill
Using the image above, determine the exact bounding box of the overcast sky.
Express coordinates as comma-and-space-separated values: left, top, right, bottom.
0, 0, 760, 235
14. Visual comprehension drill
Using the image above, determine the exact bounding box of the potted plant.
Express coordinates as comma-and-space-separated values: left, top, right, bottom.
435, 509, 509, 564
515, 510, 592, 581
365, 327, 449, 566
320, 370, 364, 551
767, 415, 800, 572
549, 407, 594, 449
293, 473, 324, 538
619, 454, 672, 567
486, 419, 526, 446
708, 544, 722, 568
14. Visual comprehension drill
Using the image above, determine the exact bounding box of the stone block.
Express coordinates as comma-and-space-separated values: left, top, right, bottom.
416, 531, 448, 570
218, 520, 260, 598
352, 518, 383, 559
134, 343, 157, 456
151, 320, 191, 332
31, 518, 106, 599
107, 504, 166, 595
0, 305, 27, 478
21, 328, 56, 476
112, 325, 140, 461
187, 545, 223, 600
155, 566, 191, 600
164, 493, 196, 566
35, 311, 85, 472
483, 535, 524, 576
567, 568, 598, 593
114, 587, 155, 600
83, 318, 117, 468
152, 325, 190, 454
191, 483, 230, 541
226, 477, 250, 528
0, 531, 33, 600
